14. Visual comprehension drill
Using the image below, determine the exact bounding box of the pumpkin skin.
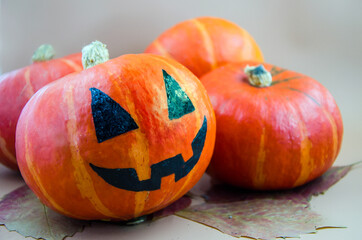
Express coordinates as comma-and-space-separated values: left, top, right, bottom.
145, 16, 264, 78
0, 53, 82, 170
16, 54, 216, 220
201, 61, 343, 190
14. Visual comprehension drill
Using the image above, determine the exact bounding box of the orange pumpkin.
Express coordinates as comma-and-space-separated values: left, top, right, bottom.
145, 16, 264, 78
201, 62, 343, 190
16, 41, 216, 220
0, 45, 82, 170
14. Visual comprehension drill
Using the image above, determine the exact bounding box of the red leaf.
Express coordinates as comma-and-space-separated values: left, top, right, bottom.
0, 185, 89, 240
176, 165, 355, 240
176, 198, 322, 239
202, 165, 353, 204
152, 195, 192, 220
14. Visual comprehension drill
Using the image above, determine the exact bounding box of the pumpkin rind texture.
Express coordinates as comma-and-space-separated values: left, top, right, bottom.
201, 62, 343, 190
145, 16, 264, 78
0, 53, 82, 170
16, 54, 216, 220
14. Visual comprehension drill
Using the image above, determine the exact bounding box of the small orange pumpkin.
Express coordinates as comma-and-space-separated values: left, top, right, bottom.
145, 16, 264, 78
201, 62, 343, 190
16, 41, 216, 220
0, 45, 82, 170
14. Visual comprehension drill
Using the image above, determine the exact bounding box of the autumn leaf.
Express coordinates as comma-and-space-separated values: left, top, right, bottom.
201, 165, 354, 204
0, 165, 354, 240
176, 165, 354, 240
0, 185, 89, 240
177, 198, 322, 239
152, 195, 192, 220
292, 165, 354, 200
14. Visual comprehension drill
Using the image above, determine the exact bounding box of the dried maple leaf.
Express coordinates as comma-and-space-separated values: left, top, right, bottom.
175, 165, 355, 240
177, 198, 322, 239
152, 195, 192, 220
202, 165, 354, 204
0, 185, 88, 240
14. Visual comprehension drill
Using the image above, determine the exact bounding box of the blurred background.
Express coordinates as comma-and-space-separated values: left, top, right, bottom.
1, 0, 361, 162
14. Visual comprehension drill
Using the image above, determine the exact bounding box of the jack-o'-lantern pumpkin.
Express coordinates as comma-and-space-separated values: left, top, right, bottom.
16, 41, 216, 220
0, 44, 82, 170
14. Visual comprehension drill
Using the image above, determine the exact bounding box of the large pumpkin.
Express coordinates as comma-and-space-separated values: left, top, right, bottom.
0, 45, 82, 170
16, 42, 216, 220
145, 16, 264, 78
201, 62, 343, 190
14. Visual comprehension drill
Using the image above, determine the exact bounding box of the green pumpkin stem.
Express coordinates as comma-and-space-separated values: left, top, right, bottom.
82, 41, 109, 69
244, 64, 272, 87
32, 44, 55, 62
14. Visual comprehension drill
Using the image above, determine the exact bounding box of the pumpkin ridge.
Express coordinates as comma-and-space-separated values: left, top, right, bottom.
322, 108, 339, 162
64, 83, 119, 219
128, 88, 151, 217
153, 40, 173, 59
60, 58, 83, 72
270, 66, 287, 77
23, 118, 78, 218
191, 19, 218, 70
284, 100, 314, 188
270, 76, 303, 86
285, 87, 321, 106
288, 86, 339, 159
285, 87, 338, 185
23, 67, 34, 98
252, 127, 267, 188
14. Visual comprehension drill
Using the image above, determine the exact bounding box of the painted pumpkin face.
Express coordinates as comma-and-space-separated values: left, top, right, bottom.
16, 54, 216, 221
88, 70, 207, 192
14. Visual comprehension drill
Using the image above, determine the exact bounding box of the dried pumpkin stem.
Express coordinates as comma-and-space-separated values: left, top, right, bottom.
82, 40, 109, 69
244, 64, 272, 87
32, 44, 55, 62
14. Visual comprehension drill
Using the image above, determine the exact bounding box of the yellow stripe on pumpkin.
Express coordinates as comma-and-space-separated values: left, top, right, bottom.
60, 58, 83, 72
153, 40, 173, 59
24, 67, 35, 98
124, 85, 151, 217
323, 108, 339, 161
191, 19, 218, 70
23, 119, 79, 218
65, 84, 119, 219
293, 121, 313, 187
253, 128, 267, 189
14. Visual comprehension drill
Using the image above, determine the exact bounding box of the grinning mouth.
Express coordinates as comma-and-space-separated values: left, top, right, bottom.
90, 116, 207, 192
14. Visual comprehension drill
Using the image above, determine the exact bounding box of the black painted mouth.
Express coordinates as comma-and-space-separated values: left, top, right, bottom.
90, 116, 207, 192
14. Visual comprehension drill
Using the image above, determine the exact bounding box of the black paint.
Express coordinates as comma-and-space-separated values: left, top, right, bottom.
162, 69, 195, 120
90, 116, 208, 191
90, 88, 139, 143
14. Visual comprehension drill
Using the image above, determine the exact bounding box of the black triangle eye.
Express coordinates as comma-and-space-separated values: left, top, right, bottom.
90, 88, 139, 143
162, 70, 195, 120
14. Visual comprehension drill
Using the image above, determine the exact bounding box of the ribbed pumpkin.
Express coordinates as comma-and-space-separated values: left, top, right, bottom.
145, 16, 263, 78
201, 62, 343, 190
16, 41, 216, 220
0, 45, 82, 170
